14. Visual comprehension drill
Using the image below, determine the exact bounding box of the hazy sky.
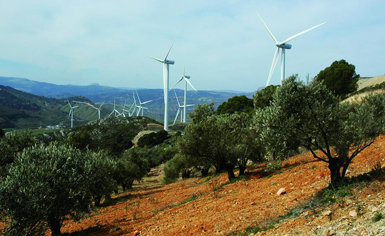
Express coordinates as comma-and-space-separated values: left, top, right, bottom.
0, 0, 384, 92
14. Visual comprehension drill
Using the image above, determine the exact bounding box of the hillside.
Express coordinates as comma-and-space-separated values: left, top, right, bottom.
26, 135, 385, 235
0, 85, 104, 129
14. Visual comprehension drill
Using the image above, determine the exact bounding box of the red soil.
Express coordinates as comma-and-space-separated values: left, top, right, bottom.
2, 135, 385, 235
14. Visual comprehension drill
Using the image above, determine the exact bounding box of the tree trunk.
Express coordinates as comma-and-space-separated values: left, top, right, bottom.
48, 216, 61, 236
201, 168, 209, 177
226, 165, 235, 182
94, 196, 102, 206
328, 161, 343, 187
239, 165, 246, 176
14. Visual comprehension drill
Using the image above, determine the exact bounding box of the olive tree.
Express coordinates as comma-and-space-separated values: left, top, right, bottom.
254, 75, 385, 186
0, 143, 111, 235
180, 113, 264, 181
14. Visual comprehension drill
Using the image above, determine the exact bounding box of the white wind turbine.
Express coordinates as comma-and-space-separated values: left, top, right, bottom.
135, 90, 152, 117
173, 89, 193, 125
151, 45, 174, 131
174, 69, 197, 123
67, 101, 78, 128
257, 14, 325, 86
75, 101, 104, 120
108, 99, 122, 117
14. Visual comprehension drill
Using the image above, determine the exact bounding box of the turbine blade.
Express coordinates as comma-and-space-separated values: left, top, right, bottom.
98, 103, 104, 109
173, 109, 180, 125
281, 22, 326, 44
141, 100, 152, 105
185, 78, 197, 91
173, 77, 184, 89
266, 47, 280, 86
174, 89, 181, 106
257, 13, 279, 44
185, 104, 194, 107
151, 57, 164, 63
136, 90, 142, 104
164, 44, 173, 60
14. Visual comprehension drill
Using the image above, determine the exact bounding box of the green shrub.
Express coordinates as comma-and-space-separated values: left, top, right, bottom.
0, 143, 107, 235
372, 211, 384, 222
137, 130, 169, 148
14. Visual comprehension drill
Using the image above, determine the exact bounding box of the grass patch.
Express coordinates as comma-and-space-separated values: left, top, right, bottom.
372, 211, 384, 222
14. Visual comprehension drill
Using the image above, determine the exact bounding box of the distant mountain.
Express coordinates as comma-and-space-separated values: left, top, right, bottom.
0, 85, 106, 129
0, 76, 127, 98
0, 76, 255, 125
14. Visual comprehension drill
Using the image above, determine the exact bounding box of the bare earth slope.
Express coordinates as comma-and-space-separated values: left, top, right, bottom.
52, 136, 385, 235
2, 136, 385, 235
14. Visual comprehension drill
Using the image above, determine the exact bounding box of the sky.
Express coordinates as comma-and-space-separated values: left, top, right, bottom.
0, 0, 384, 92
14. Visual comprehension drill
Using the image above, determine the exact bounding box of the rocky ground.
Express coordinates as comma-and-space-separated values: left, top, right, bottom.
2, 136, 385, 235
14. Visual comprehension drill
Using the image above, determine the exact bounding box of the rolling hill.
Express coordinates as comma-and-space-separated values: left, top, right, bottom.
0, 76, 254, 126
0, 85, 105, 129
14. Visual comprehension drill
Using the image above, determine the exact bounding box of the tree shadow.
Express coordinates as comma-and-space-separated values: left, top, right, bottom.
63, 225, 115, 236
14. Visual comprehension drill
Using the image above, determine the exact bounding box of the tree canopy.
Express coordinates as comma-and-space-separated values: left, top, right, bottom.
315, 59, 359, 97
216, 95, 254, 115
254, 75, 385, 185
253, 85, 279, 109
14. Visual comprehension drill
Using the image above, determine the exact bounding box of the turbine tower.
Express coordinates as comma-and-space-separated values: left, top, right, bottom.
67, 101, 78, 128
257, 14, 325, 86
174, 69, 197, 123
173, 89, 193, 125
135, 90, 152, 116
152, 45, 174, 131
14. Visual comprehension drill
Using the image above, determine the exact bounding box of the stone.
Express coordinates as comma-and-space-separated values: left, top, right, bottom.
276, 188, 286, 196
349, 210, 357, 217
322, 210, 332, 216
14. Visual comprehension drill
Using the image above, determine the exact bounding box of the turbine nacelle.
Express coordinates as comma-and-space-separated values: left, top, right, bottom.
277, 43, 292, 49
165, 60, 175, 65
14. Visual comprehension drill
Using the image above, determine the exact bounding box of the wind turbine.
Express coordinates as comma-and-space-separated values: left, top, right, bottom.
257, 14, 325, 86
151, 45, 174, 131
174, 69, 197, 123
67, 101, 78, 128
108, 99, 122, 117
173, 89, 194, 125
135, 90, 152, 117
75, 101, 104, 120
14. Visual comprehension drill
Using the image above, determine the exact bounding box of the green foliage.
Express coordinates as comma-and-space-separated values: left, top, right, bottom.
216, 95, 254, 115
0, 126, 4, 138
85, 152, 117, 206
0, 143, 107, 235
180, 113, 264, 181
253, 85, 279, 109
163, 153, 190, 183
0, 131, 37, 178
67, 117, 147, 156
254, 75, 385, 186
113, 147, 150, 191
315, 59, 359, 97
372, 211, 384, 222
137, 130, 169, 148
189, 103, 215, 124
263, 161, 282, 173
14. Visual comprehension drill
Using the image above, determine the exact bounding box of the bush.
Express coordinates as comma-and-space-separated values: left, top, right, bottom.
0, 143, 107, 235
0, 131, 37, 178
137, 130, 169, 148
216, 95, 254, 114
113, 147, 150, 191
163, 153, 189, 183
